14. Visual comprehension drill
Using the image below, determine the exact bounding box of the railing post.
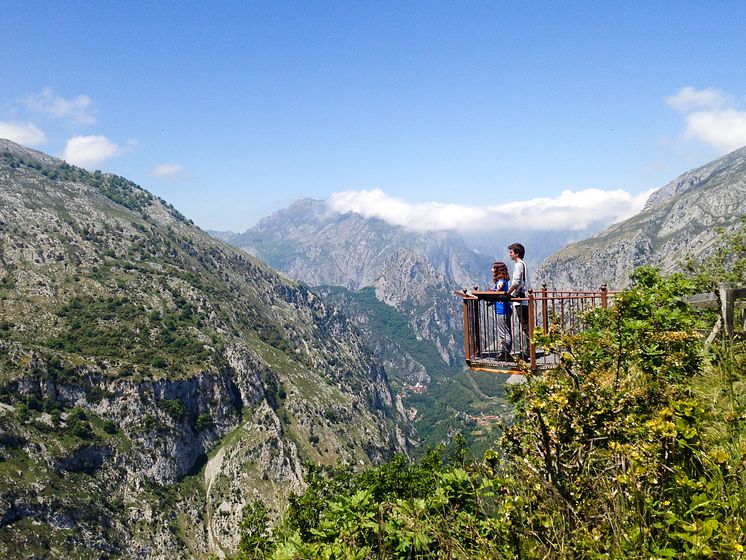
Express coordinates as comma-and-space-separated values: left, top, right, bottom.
462, 299, 471, 361
600, 283, 608, 308
528, 289, 536, 369
541, 282, 549, 333
470, 299, 482, 358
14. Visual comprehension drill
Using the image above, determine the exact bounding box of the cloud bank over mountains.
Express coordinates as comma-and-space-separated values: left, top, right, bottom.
325, 86, 746, 235
327, 187, 654, 233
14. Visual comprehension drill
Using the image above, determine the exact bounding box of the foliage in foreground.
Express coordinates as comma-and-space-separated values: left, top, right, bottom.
235, 263, 746, 558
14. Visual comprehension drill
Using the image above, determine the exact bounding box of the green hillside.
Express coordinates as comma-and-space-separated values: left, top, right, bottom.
0, 140, 408, 558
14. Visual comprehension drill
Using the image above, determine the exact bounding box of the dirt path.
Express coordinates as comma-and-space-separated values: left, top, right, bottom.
204, 447, 226, 559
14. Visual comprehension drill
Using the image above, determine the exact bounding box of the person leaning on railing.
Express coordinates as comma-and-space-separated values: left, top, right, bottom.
489, 261, 512, 360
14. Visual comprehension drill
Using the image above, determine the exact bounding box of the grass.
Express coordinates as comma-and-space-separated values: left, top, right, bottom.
692, 337, 746, 455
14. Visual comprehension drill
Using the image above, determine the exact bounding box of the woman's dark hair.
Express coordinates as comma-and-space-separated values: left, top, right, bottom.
492, 261, 510, 281
508, 242, 525, 259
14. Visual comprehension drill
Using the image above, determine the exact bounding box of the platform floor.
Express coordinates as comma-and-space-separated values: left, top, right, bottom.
466, 350, 560, 374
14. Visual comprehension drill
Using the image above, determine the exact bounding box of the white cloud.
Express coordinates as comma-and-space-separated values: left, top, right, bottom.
326, 188, 653, 233
0, 121, 47, 145
683, 110, 746, 153
24, 87, 96, 125
667, 86, 746, 154
151, 163, 184, 179
665, 86, 729, 112
63, 135, 121, 168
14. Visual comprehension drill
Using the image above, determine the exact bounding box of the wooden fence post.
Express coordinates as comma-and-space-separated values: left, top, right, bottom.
684, 282, 745, 344
720, 282, 735, 339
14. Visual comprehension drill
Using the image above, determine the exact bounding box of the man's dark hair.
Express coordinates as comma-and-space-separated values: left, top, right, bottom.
508, 243, 525, 259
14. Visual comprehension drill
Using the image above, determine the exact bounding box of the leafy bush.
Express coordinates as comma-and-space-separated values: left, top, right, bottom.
102, 419, 117, 434
237, 500, 274, 560
194, 413, 213, 431
71, 419, 93, 440
161, 399, 187, 420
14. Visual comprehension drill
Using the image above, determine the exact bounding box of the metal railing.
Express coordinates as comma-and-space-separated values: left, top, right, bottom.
455, 285, 611, 374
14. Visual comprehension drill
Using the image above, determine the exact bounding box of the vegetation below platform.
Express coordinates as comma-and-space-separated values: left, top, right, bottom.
406, 371, 509, 458
232, 223, 746, 559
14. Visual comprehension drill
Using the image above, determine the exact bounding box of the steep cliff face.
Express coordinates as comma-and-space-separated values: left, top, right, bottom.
229, 199, 493, 380
372, 248, 463, 365
0, 139, 409, 558
535, 146, 746, 290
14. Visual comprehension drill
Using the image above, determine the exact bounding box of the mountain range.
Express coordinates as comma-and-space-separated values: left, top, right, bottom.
218, 146, 746, 450
3, 134, 745, 559
536, 146, 746, 289
214, 199, 519, 452
224, 198, 494, 373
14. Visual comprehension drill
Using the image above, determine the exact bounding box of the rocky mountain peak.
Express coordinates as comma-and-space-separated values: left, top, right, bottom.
535, 145, 746, 290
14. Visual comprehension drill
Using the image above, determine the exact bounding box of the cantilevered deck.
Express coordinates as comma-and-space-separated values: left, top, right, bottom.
455, 286, 611, 374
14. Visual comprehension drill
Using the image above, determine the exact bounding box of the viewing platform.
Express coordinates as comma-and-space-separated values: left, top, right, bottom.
455, 285, 612, 374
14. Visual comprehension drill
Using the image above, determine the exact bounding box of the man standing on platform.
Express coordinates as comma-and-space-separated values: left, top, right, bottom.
507, 243, 531, 360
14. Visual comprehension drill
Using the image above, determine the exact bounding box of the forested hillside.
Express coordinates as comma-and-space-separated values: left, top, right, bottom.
0, 139, 410, 559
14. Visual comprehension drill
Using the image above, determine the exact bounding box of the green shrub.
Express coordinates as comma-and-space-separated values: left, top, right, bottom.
141, 414, 158, 432
161, 399, 186, 420
236, 500, 274, 560
102, 420, 117, 434
194, 413, 213, 431
71, 419, 93, 440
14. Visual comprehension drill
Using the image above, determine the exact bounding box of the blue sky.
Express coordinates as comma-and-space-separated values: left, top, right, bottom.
2, 1, 745, 232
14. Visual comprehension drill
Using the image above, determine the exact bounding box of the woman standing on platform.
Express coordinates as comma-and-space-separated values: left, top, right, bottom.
489, 261, 512, 360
